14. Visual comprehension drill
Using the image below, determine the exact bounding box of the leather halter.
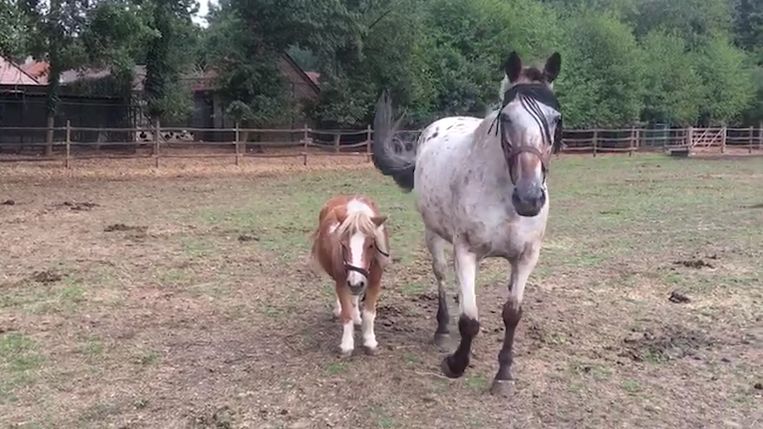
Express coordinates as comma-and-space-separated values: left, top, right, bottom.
342, 241, 389, 278
489, 83, 562, 184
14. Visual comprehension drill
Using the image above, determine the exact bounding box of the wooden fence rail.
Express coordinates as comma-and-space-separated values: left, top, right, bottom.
0, 125, 760, 168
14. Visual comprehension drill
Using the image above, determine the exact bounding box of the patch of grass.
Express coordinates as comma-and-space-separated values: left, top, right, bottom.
0, 332, 44, 403
622, 379, 642, 395
79, 401, 121, 423
79, 336, 104, 359
134, 350, 160, 367
369, 406, 397, 429
158, 268, 192, 287
570, 362, 612, 381
403, 352, 420, 365
400, 282, 427, 296
325, 361, 346, 376
465, 374, 488, 391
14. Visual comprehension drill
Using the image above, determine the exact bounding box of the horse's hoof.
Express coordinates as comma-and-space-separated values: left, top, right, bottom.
363, 345, 378, 356
434, 333, 452, 351
339, 349, 353, 358
489, 379, 515, 397
440, 356, 465, 379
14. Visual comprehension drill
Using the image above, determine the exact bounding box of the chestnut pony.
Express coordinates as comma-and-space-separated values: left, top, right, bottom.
311, 195, 390, 356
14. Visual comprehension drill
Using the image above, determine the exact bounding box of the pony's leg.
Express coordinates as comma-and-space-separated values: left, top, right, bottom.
425, 229, 450, 349
361, 264, 383, 355
490, 247, 540, 396
335, 282, 355, 357
441, 244, 479, 379
333, 296, 341, 319
352, 295, 362, 326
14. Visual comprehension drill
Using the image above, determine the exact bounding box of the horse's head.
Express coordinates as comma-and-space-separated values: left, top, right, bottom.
334, 207, 388, 296
497, 51, 562, 217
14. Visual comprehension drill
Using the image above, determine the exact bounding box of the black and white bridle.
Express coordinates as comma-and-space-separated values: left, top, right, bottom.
489, 83, 563, 184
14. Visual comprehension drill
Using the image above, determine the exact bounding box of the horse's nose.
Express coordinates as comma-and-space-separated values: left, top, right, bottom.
512, 186, 545, 217
347, 279, 367, 295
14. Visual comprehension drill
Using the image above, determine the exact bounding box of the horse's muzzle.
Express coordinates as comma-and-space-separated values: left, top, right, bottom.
346, 278, 367, 296
512, 185, 546, 217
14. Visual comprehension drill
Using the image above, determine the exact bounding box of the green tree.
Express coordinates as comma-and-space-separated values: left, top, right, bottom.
557, 11, 645, 127
0, 1, 33, 58
640, 31, 703, 125
693, 37, 755, 125
142, 0, 199, 124
19, 0, 90, 155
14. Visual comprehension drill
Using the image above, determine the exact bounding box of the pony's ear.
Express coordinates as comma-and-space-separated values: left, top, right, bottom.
543, 52, 561, 83
335, 207, 348, 223
504, 51, 523, 83
371, 216, 387, 227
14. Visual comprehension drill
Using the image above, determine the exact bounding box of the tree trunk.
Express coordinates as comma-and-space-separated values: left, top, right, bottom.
44, 114, 55, 156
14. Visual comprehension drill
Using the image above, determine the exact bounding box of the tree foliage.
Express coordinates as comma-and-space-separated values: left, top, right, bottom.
3, 0, 761, 129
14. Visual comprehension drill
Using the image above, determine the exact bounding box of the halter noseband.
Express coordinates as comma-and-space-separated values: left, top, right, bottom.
342, 241, 389, 278
489, 83, 563, 184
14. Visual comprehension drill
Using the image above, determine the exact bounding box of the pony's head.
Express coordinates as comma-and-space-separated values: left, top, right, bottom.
496, 51, 562, 217
334, 204, 388, 296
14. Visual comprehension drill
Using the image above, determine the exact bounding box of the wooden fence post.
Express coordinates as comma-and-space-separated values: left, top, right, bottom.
749, 126, 754, 154
302, 126, 309, 166
721, 126, 727, 154
629, 126, 635, 157
154, 121, 160, 168
365, 125, 372, 162
759, 122, 763, 151
65, 120, 71, 169
333, 132, 340, 153
592, 129, 598, 157
235, 122, 241, 166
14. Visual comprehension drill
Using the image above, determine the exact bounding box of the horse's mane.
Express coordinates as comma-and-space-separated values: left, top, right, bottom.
336, 209, 378, 240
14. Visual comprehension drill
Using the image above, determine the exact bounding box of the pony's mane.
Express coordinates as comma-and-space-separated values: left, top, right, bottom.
335, 209, 377, 239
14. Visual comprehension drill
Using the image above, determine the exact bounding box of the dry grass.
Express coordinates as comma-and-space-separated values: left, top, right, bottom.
0, 154, 761, 428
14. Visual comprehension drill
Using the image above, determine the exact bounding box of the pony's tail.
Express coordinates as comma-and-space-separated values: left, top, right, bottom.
372, 90, 416, 192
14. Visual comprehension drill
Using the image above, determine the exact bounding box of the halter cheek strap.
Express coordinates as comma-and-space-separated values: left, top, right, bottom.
489, 83, 563, 184
343, 241, 390, 278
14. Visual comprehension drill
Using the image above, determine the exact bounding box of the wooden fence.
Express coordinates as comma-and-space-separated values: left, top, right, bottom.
0, 124, 761, 167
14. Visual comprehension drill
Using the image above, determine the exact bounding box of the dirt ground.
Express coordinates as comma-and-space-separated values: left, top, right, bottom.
0, 154, 761, 428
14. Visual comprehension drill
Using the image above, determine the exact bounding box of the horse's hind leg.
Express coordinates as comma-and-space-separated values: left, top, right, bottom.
425, 229, 450, 349
441, 244, 479, 379
490, 246, 539, 396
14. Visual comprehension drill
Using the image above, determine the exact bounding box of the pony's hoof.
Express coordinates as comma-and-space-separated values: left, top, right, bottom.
489, 379, 515, 397
363, 345, 379, 356
339, 348, 353, 358
440, 356, 465, 379
434, 333, 452, 351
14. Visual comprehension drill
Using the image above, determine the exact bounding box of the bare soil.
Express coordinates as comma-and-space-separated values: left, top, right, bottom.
0, 154, 761, 428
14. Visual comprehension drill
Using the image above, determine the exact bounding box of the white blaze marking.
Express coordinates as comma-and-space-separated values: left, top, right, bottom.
347, 231, 367, 285
328, 222, 339, 234
340, 320, 354, 354
362, 309, 377, 350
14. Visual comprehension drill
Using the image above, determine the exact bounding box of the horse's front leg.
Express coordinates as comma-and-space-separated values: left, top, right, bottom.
335, 281, 355, 357
441, 244, 479, 378
490, 246, 540, 396
361, 264, 383, 355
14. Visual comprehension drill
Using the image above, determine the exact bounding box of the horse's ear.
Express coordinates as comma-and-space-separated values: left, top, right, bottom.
371, 216, 387, 227
335, 207, 348, 223
504, 51, 522, 83
543, 52, 561, 83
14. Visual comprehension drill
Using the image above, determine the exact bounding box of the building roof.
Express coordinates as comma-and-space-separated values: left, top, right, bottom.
0, 57, 41, 85
3, 54, 320, 98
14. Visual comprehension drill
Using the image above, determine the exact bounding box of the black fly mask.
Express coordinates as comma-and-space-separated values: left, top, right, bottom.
489, 83, 563, 183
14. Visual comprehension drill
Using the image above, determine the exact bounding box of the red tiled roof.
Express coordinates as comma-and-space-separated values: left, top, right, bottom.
0, 57, 41, 85
305, 71, 320, 87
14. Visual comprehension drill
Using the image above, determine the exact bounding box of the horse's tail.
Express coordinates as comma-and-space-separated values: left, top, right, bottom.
372, 90, 416, 192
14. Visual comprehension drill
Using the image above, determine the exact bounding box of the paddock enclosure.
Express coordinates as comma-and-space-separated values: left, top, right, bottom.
0, 154, 761, 428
